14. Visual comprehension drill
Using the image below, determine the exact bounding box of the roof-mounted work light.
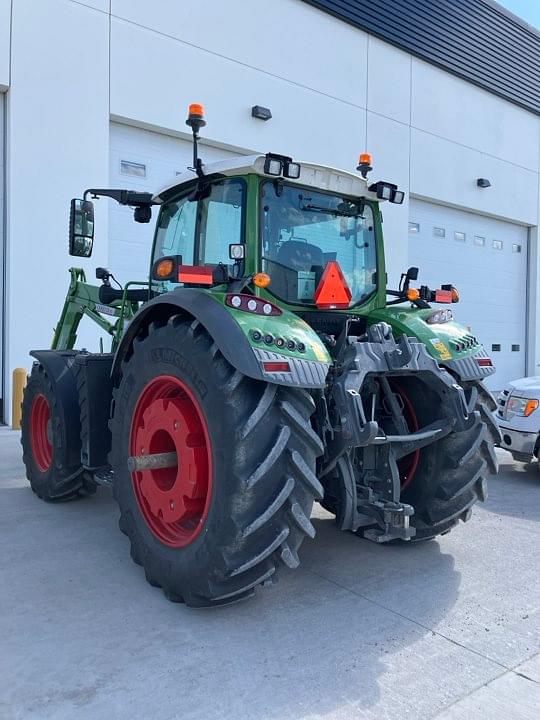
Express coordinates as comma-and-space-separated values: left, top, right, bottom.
263, 153, 301, 179
368, 181, 405, 204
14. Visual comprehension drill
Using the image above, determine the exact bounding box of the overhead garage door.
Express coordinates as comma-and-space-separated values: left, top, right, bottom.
409, 199, 528, 391
109, 123, 242, 284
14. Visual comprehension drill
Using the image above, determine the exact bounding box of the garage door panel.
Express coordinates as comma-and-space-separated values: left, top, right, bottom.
109, 122, 242, 284
409, 199, 527, 390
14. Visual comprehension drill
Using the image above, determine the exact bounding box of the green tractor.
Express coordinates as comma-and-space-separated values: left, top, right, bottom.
20, 105, 500, 607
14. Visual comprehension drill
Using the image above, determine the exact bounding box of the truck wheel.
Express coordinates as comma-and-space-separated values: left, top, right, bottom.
109, 316, 323, 607
397, 379, 497, 540
21, 364, 91, 501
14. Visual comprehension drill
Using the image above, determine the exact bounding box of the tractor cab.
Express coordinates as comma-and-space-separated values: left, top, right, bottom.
146, 149, 405, 315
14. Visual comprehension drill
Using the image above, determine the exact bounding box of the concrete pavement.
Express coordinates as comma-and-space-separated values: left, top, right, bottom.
0, 426, 538, 719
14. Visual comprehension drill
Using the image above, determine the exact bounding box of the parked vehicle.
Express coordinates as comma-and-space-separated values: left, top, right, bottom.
20, 105, 500, 606
496, 377, 540, 466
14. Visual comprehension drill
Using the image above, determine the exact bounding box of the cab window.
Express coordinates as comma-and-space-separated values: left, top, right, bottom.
199, 179, 244, 264
153, 178, 245, 288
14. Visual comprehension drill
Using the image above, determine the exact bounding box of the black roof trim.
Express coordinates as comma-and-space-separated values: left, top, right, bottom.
302, 0, 540, 115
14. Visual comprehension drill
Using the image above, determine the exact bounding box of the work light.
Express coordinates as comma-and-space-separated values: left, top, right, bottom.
229, 244, 245, 260
284, 161, 301, 179
264, 156, 283, 175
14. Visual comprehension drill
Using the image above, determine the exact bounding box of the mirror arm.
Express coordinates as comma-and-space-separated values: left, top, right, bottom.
83, 188, 157, 207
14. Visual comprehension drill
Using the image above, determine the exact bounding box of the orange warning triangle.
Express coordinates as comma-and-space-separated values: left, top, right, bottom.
314, 261, 352, 309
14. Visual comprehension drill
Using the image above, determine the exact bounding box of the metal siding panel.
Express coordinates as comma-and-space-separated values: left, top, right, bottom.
302, 0, 540, 115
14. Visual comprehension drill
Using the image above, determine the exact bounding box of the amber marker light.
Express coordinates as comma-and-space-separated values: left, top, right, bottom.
155, 258, 174, 278
188, 103, 204, 118
253, 272, 271, 288
406, 288, 420, 301
525, 399, 539, 417
451, 287, 460, 303
357, 152, 373, 179
186, 103, 206, 131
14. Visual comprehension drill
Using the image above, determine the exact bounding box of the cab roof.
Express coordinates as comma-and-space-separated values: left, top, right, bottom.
153, 154, 380, 204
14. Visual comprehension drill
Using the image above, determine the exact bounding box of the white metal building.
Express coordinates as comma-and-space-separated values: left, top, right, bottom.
1, 0, 540, 421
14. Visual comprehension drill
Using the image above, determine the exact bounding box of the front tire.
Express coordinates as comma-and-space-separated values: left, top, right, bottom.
110, 316, 323, 607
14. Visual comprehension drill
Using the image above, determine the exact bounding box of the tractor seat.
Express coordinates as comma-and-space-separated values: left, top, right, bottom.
268, 240, 324, 302
275, 240, 324, 272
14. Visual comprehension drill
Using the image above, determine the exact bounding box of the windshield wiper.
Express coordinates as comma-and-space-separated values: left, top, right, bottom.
300, 198, 365, 218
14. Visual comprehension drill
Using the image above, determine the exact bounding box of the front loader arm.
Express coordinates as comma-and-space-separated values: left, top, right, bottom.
52, 268, 140, 352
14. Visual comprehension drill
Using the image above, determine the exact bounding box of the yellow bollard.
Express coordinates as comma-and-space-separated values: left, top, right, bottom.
11, 368, 27, 430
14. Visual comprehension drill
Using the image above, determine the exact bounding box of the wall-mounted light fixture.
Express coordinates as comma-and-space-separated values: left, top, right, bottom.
251, 105, 272, 121
477, 178, 491, 188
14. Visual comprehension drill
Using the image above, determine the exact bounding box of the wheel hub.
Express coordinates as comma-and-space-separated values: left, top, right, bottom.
130, 376, 212, 547
30, 394, 53, 472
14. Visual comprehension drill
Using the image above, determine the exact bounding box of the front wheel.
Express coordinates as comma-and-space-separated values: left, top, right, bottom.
109, 316, 324, 607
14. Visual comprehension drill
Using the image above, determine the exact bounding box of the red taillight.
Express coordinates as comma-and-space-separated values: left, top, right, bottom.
178, 265, 214, 285
263, 361, 291, 373
476, 358, 493, 367
434, 289, 453, 303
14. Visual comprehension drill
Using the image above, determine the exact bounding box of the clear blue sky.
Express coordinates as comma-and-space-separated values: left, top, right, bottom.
496, 0, 540, 29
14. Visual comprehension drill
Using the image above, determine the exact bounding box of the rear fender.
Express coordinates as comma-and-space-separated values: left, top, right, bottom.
111, 288, 330, 389
367, 307, 495, 383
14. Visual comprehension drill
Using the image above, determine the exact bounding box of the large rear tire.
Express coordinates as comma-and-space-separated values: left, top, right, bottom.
321, 378, 498, 541
109, 316, 323, 607
397, 378, 497, 540
21, 363, 92, 501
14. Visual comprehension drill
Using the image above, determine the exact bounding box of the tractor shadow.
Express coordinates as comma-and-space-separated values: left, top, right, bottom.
190, 512, 463, 719
2, 472, 462, 720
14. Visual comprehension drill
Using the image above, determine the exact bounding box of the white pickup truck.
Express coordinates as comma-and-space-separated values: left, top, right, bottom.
496, 377, 540, 466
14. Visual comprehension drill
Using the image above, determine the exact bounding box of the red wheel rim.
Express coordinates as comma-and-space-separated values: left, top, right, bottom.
391, 383, 420, 491
129, 375, 213, 548
30, 394, 53, 472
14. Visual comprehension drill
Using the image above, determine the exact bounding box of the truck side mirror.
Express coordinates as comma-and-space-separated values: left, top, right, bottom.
69, 199, 94, 257
406, 266, 419, 281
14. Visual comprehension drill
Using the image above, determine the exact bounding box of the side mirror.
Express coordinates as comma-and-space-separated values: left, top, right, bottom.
406, 266, 419, 281
69, 198, 95, 257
